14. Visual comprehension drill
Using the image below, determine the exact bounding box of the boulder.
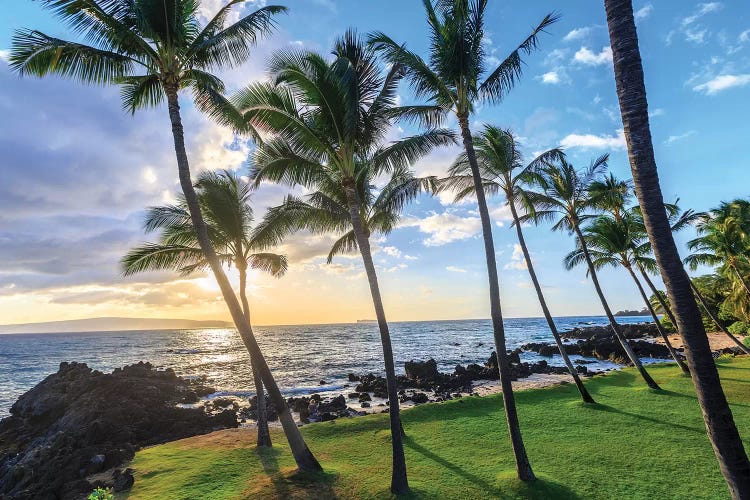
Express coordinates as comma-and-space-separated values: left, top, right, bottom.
404, 359, 439, 380
0, 362, 236, 499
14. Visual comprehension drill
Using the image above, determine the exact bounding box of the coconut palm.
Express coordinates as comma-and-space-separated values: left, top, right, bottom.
520, 155, 661, 389
369, 2, 559, 481
564, 215, 689, 373
229, 31, 455, 494
587, 178, 688, 373
10, 0, 322, 471
688, 209, 750, 296
122, 170, 286, 447
604, 1, 750, 493
440, 126, 595, 403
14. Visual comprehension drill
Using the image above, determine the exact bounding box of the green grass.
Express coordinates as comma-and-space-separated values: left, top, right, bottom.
122, 357, 750, 499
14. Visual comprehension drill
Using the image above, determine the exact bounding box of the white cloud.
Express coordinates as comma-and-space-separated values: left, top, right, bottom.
682, 2, 722, 27
446, 266, 467, 273
649, 108, 665, 118
381, 246, 402, 258
0, 50, 9, 62
560, 129, 626, 150
504, 244, 528, 271
693, 74, 750, 94
665, 130, 697, 144
404, 254, 419, 261
634, 4, 653, 21
141, 167, 157, 185
573, 47, 613, 66
538, 71, 561, 85
740, 30, 750, 44
563, 27, 592, 42
400, 212, 481, 246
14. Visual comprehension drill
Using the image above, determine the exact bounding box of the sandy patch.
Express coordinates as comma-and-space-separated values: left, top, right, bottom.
654, 331, 748, 351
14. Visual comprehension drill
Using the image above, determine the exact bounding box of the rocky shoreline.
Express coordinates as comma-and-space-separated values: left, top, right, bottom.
2, 322, 744, 499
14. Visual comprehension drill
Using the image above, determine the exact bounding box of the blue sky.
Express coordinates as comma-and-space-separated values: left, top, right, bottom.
0, 1, 749, 325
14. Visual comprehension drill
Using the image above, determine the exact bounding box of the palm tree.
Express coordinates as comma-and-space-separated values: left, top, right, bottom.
604, 1, 750, 494
564, 215, 689, 373
10, 0, 322, 471
521, 155, 661, 390
229, 31, 455, 494
587, 177, 688, 373
122, 170, 287, 447
688, 213, 750, 297
440, 126, 595, 403
369, 2, 559, 481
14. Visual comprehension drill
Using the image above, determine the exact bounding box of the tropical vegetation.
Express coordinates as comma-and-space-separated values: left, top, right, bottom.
9, 0, 750, 497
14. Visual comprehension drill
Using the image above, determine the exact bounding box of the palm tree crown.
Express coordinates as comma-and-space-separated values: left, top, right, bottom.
122, 169, 287, 278
11, 0, 286, 115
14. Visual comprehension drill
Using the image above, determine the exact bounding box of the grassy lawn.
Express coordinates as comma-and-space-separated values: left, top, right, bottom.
122, 357, 750, 499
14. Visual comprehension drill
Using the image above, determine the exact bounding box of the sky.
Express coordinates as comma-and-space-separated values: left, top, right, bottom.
0, 1, 749, 327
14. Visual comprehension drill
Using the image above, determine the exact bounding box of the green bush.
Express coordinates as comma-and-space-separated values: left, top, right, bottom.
743, 336, 750, 348
728, 321, 750, 335
659, 315, 676, 333
88, 487, 113, 500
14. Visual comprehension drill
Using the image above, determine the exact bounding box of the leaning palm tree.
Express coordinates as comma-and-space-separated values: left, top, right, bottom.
604, 1, 750, 494
588, 179, 688, 373
122, 170, 286, 447
228, 32, 455, 494
369, 2, 559, 481
521, 155, 661, 390
440, 126, 595, 403
10, 0, 322, 471
564, 215, 689, 373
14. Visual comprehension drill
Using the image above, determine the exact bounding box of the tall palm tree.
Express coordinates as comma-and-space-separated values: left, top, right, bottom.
228, 31, 455, 494
440, 126, 595, 403
521, 155, 661, 389
122, 170, 287, 447
604, 1, 750, 495
564, 215, 689, 373
369, 2, 559, 481
10, 0, 322, 471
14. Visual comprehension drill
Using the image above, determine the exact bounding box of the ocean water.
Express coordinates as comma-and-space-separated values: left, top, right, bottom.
0, 316, 658, 417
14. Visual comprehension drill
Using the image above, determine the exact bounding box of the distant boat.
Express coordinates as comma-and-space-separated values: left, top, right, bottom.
357, 319, 377, 323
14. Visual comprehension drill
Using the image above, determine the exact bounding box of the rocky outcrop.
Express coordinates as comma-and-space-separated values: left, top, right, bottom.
0, 362, 237, 500
561, 323, 660, 340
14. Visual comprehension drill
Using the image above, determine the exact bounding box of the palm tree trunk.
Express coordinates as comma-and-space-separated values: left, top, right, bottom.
624, 263, 689, 373
604, 2, 750, 495
343, 179, 408, 495
238, 264, 272, 448
458, 115, 535, 481
508, 202, 595, 403
691, 282, 750, 356
573, 224, 661, 389
165, 87, 320, 472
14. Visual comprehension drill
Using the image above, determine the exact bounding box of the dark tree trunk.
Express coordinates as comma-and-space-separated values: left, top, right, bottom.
458, 115, 535, 481
573, 224, 661, 390
343, 179, 409, 495
624, 262, 689, 374
508, 201, 595, 403
604, 2, 750, 496
238, 264, 272, 448
166, 88, 320, 472
691, 282, 750, 356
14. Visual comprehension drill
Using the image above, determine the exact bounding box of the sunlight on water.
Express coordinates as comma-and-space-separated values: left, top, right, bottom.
0, 316, 655, 417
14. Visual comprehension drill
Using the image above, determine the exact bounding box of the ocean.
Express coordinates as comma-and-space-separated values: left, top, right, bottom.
0, 316, 658, 417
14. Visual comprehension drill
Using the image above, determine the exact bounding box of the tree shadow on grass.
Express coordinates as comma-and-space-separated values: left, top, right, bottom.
584, 403, 704, 435
253, 446, 338, 499
403, 437, 581, 499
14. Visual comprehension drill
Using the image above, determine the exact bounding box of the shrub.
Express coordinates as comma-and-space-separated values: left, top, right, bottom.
88, 487, 114, 500
728, 321, 750, 335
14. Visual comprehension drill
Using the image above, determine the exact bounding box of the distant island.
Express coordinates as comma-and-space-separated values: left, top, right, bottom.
614, 309, 650, 317
0, 317, 233, 335
357, 319, 377, 323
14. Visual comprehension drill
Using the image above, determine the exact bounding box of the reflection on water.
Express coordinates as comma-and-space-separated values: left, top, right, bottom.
0, 316, 655, 416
